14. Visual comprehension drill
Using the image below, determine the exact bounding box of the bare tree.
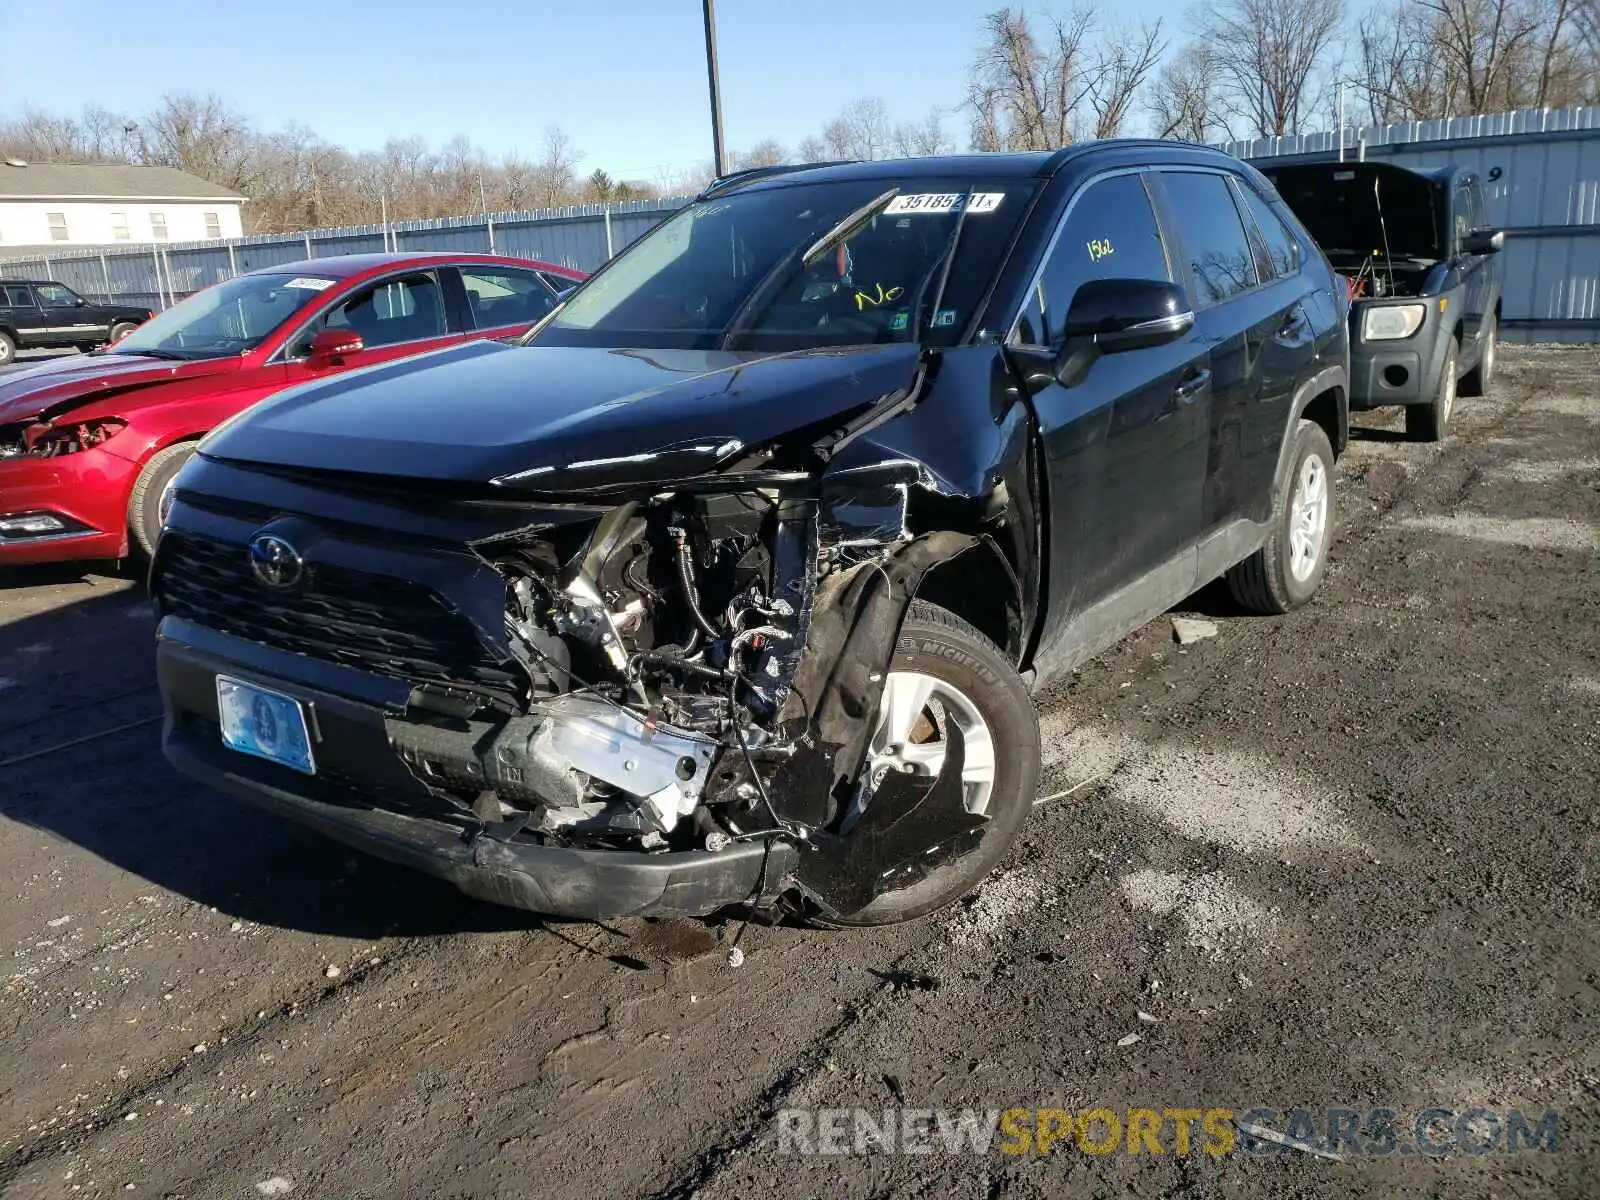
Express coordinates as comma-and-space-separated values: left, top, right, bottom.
143, 93, 258, 193
1196, 0, 1347, 136
966, 6, 1165, 148
823, 97, 895, 159
533, 126, 582, 207
1086, 19, 1167, 136
733, 138, 789, 169
889, 109, 954, 156
1147, 43, 1231, 141
795, 134, 829, 162
1421, 0, 1542, 111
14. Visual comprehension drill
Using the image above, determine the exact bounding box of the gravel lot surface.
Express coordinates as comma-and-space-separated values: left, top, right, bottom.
1, 345, 1596, 1198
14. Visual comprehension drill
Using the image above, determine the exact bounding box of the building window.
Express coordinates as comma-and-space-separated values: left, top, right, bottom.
111, 212, 130, 240
204, 211, 222, 238
150, 212, 169, 240
48, 213, 69, 242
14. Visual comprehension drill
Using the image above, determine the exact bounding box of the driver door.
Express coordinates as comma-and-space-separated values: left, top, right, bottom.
1012, 170, 1209, 672
283, 270, 464, 380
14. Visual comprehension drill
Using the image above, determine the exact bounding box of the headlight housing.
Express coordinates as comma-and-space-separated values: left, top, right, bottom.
1361, 304, 1427, 341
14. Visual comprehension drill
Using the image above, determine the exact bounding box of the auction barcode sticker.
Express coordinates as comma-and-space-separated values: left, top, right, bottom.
884, 193, 1005, 215
281, 277, 336, 290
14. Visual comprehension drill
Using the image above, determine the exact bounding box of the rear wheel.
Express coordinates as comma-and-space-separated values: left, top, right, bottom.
1406, 338, 1458, 442
1226, 419, 1335, 615
0, 331, 14, 367
811, 601, 1040, 927
128, 442, 198, 561
1460, 313, 1497, 397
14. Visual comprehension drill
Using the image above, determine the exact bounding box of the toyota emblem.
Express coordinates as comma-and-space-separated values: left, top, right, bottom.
248, 534, 304, 589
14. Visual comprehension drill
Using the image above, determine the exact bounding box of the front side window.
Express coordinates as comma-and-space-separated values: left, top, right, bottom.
1159, 172, 1260, 307
150, 212, 168, 240
1237, 184, 1299, 281
111, 272, 328, 359
36, 283, 82, 309
532, 179, 1035, 352
314, 272, 446, 350
1016, 173, 1171, 346
538, 270, 579, 297
47, 213, 68, 242
459, 268, 557, 328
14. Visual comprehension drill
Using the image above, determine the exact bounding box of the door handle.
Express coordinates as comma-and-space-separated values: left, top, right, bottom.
1277, 310, 1310, 339
1175, 367, 1211, 403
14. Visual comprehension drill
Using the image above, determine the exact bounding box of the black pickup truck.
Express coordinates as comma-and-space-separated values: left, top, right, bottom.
0, 280, 154, 367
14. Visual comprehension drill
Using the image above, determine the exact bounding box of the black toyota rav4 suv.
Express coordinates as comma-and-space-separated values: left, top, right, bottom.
153, 143, 1350, 927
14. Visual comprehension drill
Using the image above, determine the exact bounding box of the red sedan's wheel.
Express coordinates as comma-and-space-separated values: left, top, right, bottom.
128, 441, 198, 560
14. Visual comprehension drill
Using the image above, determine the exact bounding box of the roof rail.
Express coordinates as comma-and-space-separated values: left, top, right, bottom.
696, 160, 860, 200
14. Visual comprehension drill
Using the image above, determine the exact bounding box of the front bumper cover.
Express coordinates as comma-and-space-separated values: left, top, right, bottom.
157, 621, 796, 920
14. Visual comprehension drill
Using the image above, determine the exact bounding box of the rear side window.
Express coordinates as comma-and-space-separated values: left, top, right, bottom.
459, 267, 557, 328
1236, 185, 1299, 281
1, 284, 31, 307
1017, 172, 1171, 345
1159, 172, 1260, 307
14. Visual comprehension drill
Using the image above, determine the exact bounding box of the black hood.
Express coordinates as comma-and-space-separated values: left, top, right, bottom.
201, 339, 923, 490
1263, 161, 1444, 261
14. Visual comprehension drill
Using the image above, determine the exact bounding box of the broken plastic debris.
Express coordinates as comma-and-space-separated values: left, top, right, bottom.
255, 1180, 295, 1197
1171, 616, 1219, 645
47, 916, 71, 928
324, 965, 341, 979
1137, 1010, 1159, 1024
727, 947, 745, 968
1116, 1033, 1142, 1047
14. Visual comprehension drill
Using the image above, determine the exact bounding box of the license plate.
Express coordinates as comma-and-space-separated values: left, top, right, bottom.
216, 675, 316, 775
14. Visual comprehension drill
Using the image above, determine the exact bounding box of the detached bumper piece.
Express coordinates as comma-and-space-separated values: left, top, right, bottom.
158, 623, 795, 920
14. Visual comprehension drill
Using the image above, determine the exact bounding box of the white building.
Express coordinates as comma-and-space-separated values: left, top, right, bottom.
0, 161, 246, 250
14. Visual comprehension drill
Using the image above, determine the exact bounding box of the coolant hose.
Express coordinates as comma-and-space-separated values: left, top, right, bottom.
673, 531, 721, 639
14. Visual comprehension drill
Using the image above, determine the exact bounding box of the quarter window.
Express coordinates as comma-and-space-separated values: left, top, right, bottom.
1018, 173, 1171, 345
1236, 185, 1299, 281
1158, 172, 1260, 306
47, 213, 69, 242
111, 212, 131, 240
150, 212, 169, 240
459, 268, 557, 328
313, 272, 446, 350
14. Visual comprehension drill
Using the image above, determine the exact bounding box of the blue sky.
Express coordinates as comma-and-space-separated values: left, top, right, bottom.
2, 0, 1182, 179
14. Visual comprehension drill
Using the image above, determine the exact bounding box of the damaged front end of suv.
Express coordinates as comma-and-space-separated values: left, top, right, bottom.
154, 171, 1046, 924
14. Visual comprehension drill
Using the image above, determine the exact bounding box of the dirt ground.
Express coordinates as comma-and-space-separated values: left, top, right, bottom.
1, 345, 1596, 1199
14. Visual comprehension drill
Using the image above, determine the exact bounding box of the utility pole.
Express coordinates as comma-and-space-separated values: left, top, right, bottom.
702, 0, 728, 178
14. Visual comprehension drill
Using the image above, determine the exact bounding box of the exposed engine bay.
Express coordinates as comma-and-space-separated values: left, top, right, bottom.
0, 417, 127, 459
1333, 254, 1435, 301
379, 464, 995, 911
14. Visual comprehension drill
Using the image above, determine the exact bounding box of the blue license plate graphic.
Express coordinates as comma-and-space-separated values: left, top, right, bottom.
215, 676, 315, 775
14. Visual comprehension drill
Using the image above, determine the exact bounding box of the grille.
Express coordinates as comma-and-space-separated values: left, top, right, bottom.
157, 532, 522, 704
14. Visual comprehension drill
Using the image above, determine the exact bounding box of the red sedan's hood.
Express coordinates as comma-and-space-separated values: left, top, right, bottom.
0, 353, 239, 426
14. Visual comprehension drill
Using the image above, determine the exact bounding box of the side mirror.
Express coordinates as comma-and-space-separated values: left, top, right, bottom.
305, 328, 364, 366
74, 297, 87, 307
1464, 229, 1505, 255
1053, 278, 1194, 384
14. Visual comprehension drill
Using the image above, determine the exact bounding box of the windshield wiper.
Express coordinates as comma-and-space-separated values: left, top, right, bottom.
904, 186, 973, 345
113, 347, 191, 361
721, 187, 901, 350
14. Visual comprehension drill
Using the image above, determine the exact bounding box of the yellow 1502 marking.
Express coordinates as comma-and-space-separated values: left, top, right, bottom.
1087, 239, 1114, 262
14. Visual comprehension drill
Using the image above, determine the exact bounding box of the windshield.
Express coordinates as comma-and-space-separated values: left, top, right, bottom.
530, 179, 1035, 352
111, 272, 333, 359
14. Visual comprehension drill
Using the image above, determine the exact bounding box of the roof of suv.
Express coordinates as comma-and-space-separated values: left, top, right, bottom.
703, 140, 1251, 195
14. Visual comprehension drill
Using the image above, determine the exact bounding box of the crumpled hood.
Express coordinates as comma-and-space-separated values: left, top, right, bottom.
201, 339, 924, 488
0, 352, 227, 426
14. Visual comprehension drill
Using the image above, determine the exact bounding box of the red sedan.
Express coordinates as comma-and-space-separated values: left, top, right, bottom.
0, 252, 583, 567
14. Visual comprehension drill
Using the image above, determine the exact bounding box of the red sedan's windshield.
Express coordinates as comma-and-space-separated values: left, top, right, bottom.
111, 272, 335, 360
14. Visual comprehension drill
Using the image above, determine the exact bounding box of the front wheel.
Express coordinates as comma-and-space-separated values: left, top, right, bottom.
108, 321, 140, 345
1407, 338, 1458, 442
811, 601, 1040, 927
1227, 419, 1335, 615
128, 441, 198, 560
1459, 313, 1497, 397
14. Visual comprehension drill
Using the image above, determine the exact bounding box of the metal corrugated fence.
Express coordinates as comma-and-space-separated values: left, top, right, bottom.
4, 107, 1598, 340
0, 197, 692, 312
1225, 106, 1600, 343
